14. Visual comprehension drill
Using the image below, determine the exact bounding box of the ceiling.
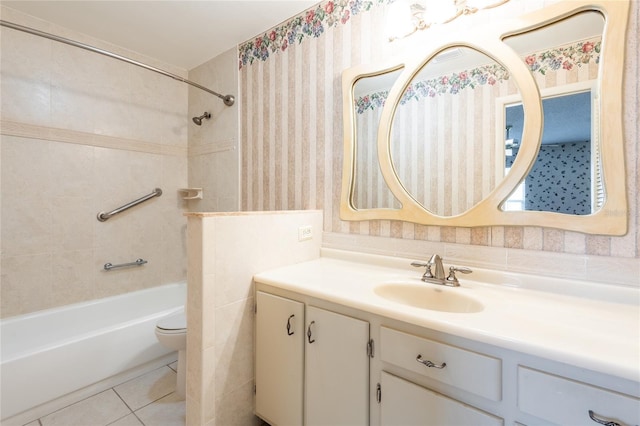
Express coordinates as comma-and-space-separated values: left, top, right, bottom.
1, 1, 318, 70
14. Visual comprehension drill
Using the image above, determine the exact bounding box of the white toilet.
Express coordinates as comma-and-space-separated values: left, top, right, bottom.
155, 311, 187, 398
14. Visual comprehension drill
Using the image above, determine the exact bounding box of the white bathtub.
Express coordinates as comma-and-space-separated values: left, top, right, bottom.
0, 283, 186, 420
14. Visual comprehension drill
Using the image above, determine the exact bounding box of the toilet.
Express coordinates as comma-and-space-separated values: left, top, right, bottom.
155, 311, 187, 398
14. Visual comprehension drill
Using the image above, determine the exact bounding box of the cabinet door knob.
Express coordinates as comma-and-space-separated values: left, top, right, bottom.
286, 314, 295, 336
416, 354, 446, 369
307, 321, 316, 344
588, 410, 622, 426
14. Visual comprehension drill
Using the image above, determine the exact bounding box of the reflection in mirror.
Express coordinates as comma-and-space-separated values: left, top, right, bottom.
390, 46, 517, 216
352, 69, 404, 210
501, 11, 604, 214
502, 88, 600, 214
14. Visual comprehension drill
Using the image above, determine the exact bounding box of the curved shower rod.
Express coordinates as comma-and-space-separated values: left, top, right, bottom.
0, 20, 235, 106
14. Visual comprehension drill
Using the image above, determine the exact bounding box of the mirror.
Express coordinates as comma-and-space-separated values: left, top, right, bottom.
389, 46, 516, 217
341, 0, 628, 235
352, 69, 404, 210
501, 85, 600, 215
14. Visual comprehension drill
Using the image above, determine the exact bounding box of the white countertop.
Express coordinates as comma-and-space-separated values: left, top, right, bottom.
254, 249, 640, 382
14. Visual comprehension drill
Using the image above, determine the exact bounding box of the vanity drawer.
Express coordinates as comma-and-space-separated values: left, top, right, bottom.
518, 366, 640, 426
381, 372, 503, 426
380, 327, 502, 401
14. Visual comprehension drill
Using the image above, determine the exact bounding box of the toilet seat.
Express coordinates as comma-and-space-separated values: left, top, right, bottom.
156, 312, 186, 334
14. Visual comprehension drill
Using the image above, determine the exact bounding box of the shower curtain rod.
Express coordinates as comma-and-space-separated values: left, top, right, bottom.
0, 20, 235, 106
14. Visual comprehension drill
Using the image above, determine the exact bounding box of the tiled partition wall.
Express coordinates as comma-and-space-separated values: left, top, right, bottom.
185, 210, 323, 426
239, 0, 639, 286
0, 7, 189, 317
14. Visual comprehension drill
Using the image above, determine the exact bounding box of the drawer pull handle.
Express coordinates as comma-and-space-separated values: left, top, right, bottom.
307, 321, 316, 344
286, 314, 295, 336
416, 354, 446, 369
588, 410, 622, 426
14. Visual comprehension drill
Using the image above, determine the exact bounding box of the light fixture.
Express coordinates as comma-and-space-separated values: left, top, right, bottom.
386, 0, 510, 41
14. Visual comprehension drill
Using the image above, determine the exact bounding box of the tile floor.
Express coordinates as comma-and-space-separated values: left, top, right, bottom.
23, 362, 185, 426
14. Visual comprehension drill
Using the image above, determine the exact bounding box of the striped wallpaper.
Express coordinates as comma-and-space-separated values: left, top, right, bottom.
239, 0, 638, 258
240, 5, 392, 236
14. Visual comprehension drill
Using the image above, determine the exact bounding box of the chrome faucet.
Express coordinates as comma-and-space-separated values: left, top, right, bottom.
411, 254, 472, 287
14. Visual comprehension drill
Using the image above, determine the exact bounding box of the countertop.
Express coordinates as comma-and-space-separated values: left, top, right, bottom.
254, 249, 640, 383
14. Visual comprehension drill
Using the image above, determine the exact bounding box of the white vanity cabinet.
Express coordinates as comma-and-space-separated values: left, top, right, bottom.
253, 260, 639, 426
255, 291, 370, 426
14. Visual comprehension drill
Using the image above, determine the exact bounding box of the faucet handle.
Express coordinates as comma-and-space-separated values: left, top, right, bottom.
445, 266, 473, 286
411, 261, 434, 279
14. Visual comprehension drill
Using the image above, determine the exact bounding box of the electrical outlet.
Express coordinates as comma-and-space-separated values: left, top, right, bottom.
298, 225, 313, 241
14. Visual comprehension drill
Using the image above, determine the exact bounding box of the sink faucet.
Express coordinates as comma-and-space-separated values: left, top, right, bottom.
428, 254, 445, 280
411, 254, 472, 287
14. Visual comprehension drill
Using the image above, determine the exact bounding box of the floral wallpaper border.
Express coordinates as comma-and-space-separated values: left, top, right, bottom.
238, 0, 390, 69
355, 38, 601, 113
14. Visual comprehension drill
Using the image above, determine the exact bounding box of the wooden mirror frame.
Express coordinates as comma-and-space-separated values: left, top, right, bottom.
340, 0, 629, 235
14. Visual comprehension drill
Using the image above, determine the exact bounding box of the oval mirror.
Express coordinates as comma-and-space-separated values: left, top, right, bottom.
390, 46, 517, 217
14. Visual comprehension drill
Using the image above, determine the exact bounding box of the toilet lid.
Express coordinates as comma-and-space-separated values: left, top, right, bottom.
156, 311, 186, 331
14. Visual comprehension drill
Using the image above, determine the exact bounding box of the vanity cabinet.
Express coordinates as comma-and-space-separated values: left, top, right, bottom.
255, 291, 370, 426
254, 283, 639, 426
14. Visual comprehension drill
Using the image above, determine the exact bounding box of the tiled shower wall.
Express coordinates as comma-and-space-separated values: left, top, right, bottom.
187, 47, 240, 213
240, 0, 639, 284
0, 7, 189, 317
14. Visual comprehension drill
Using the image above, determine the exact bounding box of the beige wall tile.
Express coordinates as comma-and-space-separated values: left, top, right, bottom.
213, 298, 254, 397
1, 14, 188, 315
212, 380, 261, 426
187, 46, 239, 215
51, 249, 95, 306
1, 254, 53, 317
0, 27, 52, 128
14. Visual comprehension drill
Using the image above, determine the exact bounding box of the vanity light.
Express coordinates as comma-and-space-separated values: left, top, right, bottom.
386, 0, 510, 41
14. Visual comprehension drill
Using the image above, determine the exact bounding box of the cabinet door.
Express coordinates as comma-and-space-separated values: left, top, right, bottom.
380, 372, 503, 426
305, 306, 370, 426
255, 291, 305, 426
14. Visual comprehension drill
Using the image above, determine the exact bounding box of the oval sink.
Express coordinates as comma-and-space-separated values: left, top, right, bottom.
374, 283, 484, 313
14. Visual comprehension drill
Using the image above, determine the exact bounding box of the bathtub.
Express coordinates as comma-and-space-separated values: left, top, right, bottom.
0, 283, 186, 421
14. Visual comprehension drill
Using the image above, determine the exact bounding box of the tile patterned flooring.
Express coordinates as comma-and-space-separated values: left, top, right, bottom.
23, 362, 185, 426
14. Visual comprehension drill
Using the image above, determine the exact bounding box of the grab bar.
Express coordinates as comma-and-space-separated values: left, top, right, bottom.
104, 258, 148, 271
97, 188, 162, 222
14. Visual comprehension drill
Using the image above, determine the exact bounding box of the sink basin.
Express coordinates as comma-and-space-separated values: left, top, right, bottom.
374, 283, 484, 313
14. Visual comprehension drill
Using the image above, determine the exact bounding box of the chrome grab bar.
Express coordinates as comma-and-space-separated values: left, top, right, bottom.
97, 188, 162, 222
104, 258, 147, 271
